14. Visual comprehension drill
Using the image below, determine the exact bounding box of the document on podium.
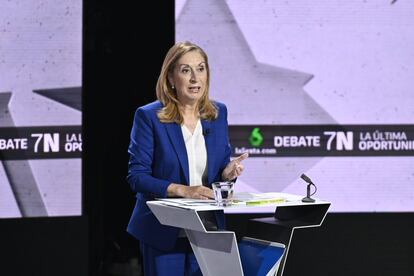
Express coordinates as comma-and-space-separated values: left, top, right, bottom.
153, 193, 305, 213
233, 192, 302, 206
156, 198, 220, 211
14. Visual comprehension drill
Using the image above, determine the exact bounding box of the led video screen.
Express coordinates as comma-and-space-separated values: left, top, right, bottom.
176, 0, 414, 212
0, 0, 82, 218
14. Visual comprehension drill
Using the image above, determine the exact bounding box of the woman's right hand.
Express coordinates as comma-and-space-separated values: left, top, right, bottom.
167, 183, 214, 200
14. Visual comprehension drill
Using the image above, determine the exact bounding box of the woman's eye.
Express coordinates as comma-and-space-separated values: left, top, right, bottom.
198, 67, 205, 72
181, 69, 189, 73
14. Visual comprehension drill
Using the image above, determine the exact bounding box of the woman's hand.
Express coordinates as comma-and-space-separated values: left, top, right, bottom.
167, 183, 214, 199
221, 153, 249, 181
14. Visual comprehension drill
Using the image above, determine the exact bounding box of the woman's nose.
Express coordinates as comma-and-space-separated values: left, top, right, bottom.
190, 70, 197, 82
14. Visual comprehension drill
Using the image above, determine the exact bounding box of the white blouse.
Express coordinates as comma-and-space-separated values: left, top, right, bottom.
181, 120, 208, 186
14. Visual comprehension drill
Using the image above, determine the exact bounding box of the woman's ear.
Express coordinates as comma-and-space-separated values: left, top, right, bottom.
167, 73, 174, 88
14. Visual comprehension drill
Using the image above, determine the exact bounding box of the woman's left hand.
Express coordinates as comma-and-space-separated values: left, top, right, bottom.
222, 153, 249, 181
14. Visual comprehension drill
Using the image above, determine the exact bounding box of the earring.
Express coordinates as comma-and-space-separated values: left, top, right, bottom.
171, 85, 175, 89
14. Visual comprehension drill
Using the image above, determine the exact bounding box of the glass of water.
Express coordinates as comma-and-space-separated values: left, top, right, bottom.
212, 181, 234, 207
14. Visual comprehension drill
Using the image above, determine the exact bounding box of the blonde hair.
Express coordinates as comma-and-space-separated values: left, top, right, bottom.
156, 41, 218, 123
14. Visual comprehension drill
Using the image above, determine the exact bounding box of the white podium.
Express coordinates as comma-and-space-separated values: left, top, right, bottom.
147, 194, 330, 276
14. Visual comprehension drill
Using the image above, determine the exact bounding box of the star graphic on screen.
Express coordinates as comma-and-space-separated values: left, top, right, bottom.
176, 0, 337, 192
0, 92, 47, 217
33, 86, 82, 111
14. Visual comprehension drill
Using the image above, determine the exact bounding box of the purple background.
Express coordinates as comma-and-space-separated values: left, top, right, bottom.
0, 0, 82, 218
176, 0, 414, 212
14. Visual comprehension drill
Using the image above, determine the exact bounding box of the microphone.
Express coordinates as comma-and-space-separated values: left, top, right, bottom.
300, 173, 316, 203
203, 128, 210, 136
300, 173, 312, 184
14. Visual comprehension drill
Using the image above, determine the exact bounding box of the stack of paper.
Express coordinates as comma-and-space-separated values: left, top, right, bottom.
233, 192, 300, 206
158, 198, 216, 206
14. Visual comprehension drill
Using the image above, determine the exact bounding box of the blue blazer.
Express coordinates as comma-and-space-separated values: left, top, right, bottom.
126, 100, 232, 251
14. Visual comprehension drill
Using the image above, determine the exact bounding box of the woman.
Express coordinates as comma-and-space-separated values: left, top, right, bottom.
126, 41, 248, 275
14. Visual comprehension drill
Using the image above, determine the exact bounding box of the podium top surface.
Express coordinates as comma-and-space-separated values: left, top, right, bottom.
147, 192, 330, 214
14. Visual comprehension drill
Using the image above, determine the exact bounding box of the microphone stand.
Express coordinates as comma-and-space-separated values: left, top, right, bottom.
302, 182, 316, 203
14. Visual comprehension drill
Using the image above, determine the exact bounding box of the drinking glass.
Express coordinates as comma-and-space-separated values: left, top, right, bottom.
212, 181, 234, 207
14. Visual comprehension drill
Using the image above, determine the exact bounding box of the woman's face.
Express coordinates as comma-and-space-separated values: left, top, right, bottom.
169, 50, 208, 106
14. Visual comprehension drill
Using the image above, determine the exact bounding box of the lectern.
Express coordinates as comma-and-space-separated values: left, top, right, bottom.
147, 194, 330, 276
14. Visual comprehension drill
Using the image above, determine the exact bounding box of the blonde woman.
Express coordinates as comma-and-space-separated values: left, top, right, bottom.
126, 41, 248, 275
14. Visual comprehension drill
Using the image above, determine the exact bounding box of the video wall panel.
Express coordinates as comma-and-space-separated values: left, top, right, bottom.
175, 0, 414, 212
0, 0, 82, 218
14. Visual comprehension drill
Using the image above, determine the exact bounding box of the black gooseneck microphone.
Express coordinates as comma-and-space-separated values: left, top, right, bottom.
300, 173, 317, 203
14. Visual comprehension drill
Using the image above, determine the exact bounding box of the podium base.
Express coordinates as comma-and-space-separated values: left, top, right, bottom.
301, 197, 315, 203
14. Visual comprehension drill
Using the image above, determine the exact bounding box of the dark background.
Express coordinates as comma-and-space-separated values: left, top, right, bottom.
0, 1, 413, 275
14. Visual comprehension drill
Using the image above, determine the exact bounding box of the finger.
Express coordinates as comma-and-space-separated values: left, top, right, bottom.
200, 193, 213, 200
235, 166, 242, 176
234, 153, 249, 163
206, 189, 214, 199
200, 187, 214, 199
235, 164, 244, 176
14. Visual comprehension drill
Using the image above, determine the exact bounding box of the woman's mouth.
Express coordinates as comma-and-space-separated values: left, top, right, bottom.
188, 86, 201, 93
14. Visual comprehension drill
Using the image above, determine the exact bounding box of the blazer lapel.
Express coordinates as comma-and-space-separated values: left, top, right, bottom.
201, 120, 215, 185
165, 123, 189, 185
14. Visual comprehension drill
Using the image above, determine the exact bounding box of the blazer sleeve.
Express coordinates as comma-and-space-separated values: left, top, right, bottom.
126, 107, 170, 197
218, 103, 232, 176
